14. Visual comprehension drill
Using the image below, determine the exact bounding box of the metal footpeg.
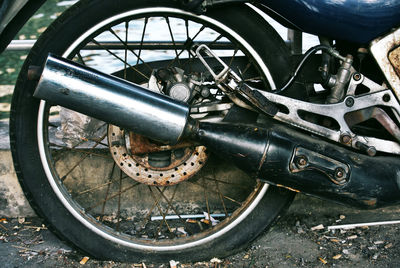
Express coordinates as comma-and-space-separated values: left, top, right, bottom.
195, 44, 278, 116
236, 83, 278, 116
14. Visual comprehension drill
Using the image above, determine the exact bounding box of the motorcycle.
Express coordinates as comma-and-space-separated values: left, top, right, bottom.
2, 0, 400, 263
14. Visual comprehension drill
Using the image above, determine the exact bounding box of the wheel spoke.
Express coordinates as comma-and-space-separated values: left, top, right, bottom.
77, 53, 87, 66
181, 32, 222, 69
170, 25, 206, 68
136, 18, 148, 66
108, 28, 153, 72
140, 187, 167, 229
156, 185, 179, 231
148, 186, 172, 233
124, 22, 128, 80
203, 178, 212, 226
229, 48, 239, 68
185, 19, 190, 61
60, 132, 108, 181
189, 180, 242, 205
85, 181, 141, 213
101, 163, 116, 217
47, 122, 58, 128
215, 180, 228, 217
240, 61, 252, 77
91, 39, 149, 80
202, 176, 250, 189
155, 186, 186, 226
116, 169, 123, 231
165, 17, 181, 67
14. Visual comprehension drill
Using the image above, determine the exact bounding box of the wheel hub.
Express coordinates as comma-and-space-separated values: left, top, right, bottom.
108, 124, 208, 186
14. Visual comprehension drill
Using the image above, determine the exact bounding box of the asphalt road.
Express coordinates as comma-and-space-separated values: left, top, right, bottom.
1, 194, 400, 267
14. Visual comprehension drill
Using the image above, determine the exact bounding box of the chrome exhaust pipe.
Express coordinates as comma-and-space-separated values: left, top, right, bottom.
34, 54, 191, 144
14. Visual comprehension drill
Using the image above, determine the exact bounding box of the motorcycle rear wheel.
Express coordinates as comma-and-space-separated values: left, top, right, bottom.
10, 0, 295, 262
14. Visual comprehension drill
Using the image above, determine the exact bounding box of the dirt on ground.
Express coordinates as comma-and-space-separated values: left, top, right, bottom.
1, 195, 399, 268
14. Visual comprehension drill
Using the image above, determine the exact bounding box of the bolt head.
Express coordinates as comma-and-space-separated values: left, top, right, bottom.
367, 146, 377, 157
345, 97, 354, 107
382, 94, 391, 102
340, 134, 352, 144
353, 73, 361, 81
296, 155, 308, 167
334, 168, 346, 182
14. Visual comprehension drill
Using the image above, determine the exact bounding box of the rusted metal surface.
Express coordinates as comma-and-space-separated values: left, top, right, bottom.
289, 147, 349, 185
108, 124, 208, 186
389, 46, 400, 78
370, 28, 400, 99
129, 133, 197, 154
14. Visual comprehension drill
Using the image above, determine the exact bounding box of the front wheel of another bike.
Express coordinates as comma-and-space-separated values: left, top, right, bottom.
10, 0, 295, 262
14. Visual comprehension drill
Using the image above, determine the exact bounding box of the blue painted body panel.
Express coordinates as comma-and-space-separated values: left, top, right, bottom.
258, 0, 400, 44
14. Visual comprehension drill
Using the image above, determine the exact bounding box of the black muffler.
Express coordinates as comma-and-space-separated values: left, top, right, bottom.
34, 55, 400, 209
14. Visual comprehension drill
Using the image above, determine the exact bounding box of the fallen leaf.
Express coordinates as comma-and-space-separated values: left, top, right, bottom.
319, 257, 327, 264
332, 254, 342, 260
347, 235, 357, 240
18, 217, 25, 224
385, 243, 393, 249
80, 256, 89, 264
311, 224, 324, 231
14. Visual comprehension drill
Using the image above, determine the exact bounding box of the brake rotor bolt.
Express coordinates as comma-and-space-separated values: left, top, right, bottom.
353, 73, 361, 81
345, 97, 354, 107
382, 94, 391, 102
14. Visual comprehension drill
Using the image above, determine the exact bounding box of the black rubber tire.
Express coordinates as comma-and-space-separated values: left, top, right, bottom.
10, 0, 295, 262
